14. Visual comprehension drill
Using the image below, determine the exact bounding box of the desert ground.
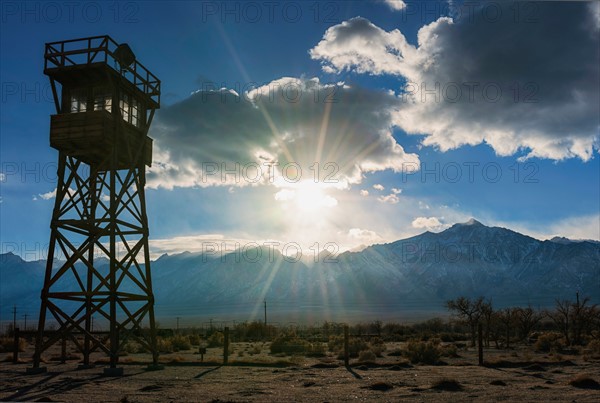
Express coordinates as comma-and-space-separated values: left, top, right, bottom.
1, 341, 599, 402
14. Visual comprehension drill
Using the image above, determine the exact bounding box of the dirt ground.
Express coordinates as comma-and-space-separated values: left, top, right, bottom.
1, 343, 599, 402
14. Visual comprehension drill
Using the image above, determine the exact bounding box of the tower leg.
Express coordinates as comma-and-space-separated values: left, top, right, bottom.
32, 136, 160, 373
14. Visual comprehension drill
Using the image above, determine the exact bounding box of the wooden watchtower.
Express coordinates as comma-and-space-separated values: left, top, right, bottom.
31, 36, 161, 373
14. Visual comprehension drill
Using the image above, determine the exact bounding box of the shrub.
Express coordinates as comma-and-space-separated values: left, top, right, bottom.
583, 339, 600, 358
122, 341, 142, 354
306, 342, 326, 357
328, 336, 369, 358
431, 378, 463, 391
171, 334, 192, 351
405, 340, 440, 364
327, 335, 342, 352
535, 333, 564, 353
369, 337, 386, 357
439, 333, 455, 342
440, 343, 459, 358
207, 332, 225, 348
387, 348, 403, 356
429, 337, 442, 346
188, 334, 202, 346
0, 337, 27, 353
156, 337, 173, 353
569, 374, 600, 389
270, 335, 308, 355
358, 349, 377, 362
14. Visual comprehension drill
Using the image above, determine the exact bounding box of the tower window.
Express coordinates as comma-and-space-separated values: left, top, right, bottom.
93, 89, 112, 112
119, 92, 142, 127
70, 89, 87, 113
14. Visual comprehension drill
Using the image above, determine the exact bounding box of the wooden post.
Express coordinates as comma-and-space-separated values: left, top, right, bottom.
12, 328, 19, 364
478, 322, 483, 366
223, 327, 229, 364
61, 336, 67, 363
343, 325, 349, 367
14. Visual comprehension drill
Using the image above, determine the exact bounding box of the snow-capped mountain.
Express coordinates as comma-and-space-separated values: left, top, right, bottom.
2, 219, 598, 322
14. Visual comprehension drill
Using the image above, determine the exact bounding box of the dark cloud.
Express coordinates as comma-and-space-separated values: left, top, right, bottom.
147, 78, 419, 189
310, 2, 600, 160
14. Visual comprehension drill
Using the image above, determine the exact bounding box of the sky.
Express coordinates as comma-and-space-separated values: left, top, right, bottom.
1, 0, 599, 261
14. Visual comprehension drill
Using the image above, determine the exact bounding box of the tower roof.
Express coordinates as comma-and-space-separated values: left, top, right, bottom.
44, 35, 160, 108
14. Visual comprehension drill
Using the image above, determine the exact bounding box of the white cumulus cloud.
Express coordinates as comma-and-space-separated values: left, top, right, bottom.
384, 0, 406, 11
412, 216, 443, 229
38, 189, 57, 200
310, 3, 599, 161
378, 194, 400, 204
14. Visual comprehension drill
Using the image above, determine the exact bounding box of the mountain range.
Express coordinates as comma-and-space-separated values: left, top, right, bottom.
1, 219, 598, 324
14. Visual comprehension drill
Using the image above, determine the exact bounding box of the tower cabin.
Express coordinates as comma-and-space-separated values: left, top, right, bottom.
44, 35, 160, 170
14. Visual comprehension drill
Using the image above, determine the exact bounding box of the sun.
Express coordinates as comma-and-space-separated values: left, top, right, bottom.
274, 181, 338, 213
295, 182, 338, 212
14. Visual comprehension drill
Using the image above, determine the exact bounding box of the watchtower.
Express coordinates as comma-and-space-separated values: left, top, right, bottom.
31, 36, 161, 373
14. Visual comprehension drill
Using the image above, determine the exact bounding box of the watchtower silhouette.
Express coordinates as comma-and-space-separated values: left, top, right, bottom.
31, 36, 161, 373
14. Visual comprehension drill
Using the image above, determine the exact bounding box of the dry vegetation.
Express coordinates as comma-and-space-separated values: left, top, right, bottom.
1, 295, 598, 401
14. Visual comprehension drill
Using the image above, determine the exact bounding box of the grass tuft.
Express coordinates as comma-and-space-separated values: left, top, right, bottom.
431, 378, 463, 391
569, 374, 600, 389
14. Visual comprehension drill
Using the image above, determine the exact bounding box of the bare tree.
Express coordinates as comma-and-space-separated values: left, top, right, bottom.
546, 299, 571, 345
480, 299, 494, 347
495, 308, 517, 349
446, 296, 485, 347
546, 294, 599, 346
514, 306, 542, 342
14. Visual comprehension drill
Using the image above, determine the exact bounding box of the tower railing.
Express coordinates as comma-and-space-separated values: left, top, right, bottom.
44, 35, 160, 105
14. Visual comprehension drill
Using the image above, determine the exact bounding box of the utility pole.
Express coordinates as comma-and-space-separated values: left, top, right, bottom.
12, 305, 16, 332
264, 299, 267, 327
23, 314, 28, 331
176, 317, 180, 332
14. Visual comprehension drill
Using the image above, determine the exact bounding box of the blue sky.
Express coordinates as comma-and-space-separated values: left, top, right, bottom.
1, 1, 599, 260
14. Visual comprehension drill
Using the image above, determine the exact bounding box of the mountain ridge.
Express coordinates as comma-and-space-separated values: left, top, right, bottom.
1, 219, 598, 323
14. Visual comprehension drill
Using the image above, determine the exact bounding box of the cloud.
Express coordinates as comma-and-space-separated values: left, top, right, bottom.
412, 216, 443, 229
310, 3, 600, 161
383, 0, 406, 11
373, 184, 385, 191
378, 193, 399, 204
145, 234, 273, 260
550, 215, 600, 241
502, 214, 600, 242
38, 189, 57, 200
0, 172, 6, 182
391, 188, 401, 194
347, 228, 384, 244
147, 77, 419, 189
359, 189, 369, 196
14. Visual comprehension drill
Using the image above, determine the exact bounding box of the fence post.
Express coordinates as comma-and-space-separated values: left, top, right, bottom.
478, 322, 484, 366
12, 328, 19, 364
343, 325, 349, 367
61, 336, 67, 363
223, 327, 229, 365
